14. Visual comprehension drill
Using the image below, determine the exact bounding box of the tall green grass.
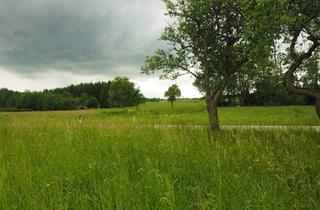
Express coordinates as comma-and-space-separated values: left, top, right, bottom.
0, 112, 319, 209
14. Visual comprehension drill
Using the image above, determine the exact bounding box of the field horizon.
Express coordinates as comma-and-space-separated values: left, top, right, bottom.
2, 100, 318, 125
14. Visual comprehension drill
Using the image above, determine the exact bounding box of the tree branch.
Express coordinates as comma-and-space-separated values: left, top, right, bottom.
285, 40, 320, 99
289, 30, 300, 60
177, 64, 198, 78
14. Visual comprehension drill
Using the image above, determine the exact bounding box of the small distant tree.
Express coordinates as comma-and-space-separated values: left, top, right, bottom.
164, 84, 181, 108
108, 77, 144, 108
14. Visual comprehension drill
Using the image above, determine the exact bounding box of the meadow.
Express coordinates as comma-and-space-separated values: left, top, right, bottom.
0, 101, 319, 209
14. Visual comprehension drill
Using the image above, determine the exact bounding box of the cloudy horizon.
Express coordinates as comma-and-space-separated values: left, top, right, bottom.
0, 0, 202, 98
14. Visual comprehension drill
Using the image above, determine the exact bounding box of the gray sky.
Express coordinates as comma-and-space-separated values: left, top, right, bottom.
0, 0, 201, 98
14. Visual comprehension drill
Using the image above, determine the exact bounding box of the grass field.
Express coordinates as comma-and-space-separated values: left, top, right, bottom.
0, 101, 319, 209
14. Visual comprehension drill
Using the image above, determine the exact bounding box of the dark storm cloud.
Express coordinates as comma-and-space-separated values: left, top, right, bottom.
0, 0, 166, 76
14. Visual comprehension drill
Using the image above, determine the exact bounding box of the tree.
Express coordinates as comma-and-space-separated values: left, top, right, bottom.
142, 0, 268, 131
108, 77, 144, 108
250, 0, 320, 118
164, 84, 181, 108
282, 1, 320, 118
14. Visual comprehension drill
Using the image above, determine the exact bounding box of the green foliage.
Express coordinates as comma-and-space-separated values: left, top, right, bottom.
52, 81, 110, 108
247, 0, 320, 95
0, 86, 312, 113
0, 79, 143, 111
164, 84, 181, 107
141, 0, 282, 130
108, 77, 144, 108
14, 91, 80, 111
0, 81, 111, 111
300, 49, 320, 91
142, 0, 254, 89
222, 57, 308, 106
80, 93, 99, 108
99, 81, 111, 108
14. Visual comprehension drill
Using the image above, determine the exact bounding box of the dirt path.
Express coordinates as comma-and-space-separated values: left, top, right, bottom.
149, 124, 320, 131
221, 125, 320, 131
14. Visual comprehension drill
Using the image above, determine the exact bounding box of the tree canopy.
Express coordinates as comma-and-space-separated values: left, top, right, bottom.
108, 77, 144, 108
164, 84, 181, 108
249, 0, 320, 117
0, 79, 145, 111
142, 0, 274, 131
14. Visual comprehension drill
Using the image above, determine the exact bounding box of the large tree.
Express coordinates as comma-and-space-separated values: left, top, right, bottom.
142, 0, 269, 131
283, 1, 320, 118
251, 0, 320, 118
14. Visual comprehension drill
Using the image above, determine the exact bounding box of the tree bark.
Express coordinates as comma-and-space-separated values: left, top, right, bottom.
316, 99, 320, 119
206, 97, 220, 131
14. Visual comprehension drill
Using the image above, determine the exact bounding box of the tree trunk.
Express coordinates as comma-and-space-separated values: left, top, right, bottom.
316, 99, 320, 119
171, 101, 173, 109
206, 97, 219, 131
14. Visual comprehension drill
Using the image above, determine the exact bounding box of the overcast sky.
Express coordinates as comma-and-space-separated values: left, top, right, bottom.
0, 0, 201, 98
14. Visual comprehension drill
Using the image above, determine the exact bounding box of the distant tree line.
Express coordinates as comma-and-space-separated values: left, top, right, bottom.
0, 77, 144, 111
219, 56, 317, 107
0, 72, 314, 112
